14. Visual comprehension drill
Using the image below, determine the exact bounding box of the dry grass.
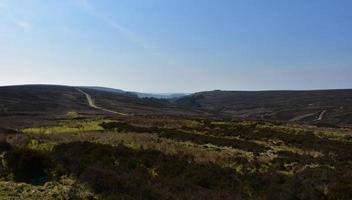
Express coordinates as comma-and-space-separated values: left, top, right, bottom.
31, 131, 253, 166
0, 176, 96, 200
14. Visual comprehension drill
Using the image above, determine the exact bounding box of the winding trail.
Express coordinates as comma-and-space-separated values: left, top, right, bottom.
290, 110, 327, 122
76, 88, 128, 116
289, 113, 317, 122
316, 110, 327, 121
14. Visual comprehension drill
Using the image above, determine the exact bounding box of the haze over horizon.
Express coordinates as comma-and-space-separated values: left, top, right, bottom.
1, 0, 351, 93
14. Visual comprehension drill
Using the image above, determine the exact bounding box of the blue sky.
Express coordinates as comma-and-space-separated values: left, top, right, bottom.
0, 0, 351, 93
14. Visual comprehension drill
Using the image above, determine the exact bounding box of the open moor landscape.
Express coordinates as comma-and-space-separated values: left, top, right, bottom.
0, 85, 351, 199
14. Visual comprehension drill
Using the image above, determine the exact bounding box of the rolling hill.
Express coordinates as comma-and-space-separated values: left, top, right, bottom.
0, 85, 90, 114
83, 86, 188, 99
0, 85, 198, 128
1, 85, 352, 127
176, 90, 352, 125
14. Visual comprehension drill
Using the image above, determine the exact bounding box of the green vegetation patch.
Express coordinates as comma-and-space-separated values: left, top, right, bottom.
66, 111, 80, 119
22, 119, 114, 134
27, 139, 57, 152
100, 122, 269, 154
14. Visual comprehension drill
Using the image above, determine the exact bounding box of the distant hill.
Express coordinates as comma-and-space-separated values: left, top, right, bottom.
0, 85, 198, 119
133, 92, 188, 99
79, 87, 195, 115
0, 85, 89, 114
84, 86, 188, 99
1, 85, 352, 126
176, 90, 352, 125
81, 86, 129, 95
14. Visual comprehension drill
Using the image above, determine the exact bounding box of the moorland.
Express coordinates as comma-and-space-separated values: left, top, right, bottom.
0, 85, 351, 199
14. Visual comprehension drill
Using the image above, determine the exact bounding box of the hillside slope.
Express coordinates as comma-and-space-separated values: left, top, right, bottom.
80, 87, 201, 115
176, 90, 352, 125
0, 85, 89, 115
0, 85, 97, 128
0, 85, 199, 128
2, 85, 352, 126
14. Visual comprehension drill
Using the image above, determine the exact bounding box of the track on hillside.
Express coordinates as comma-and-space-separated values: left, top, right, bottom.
76, 88, 128, 116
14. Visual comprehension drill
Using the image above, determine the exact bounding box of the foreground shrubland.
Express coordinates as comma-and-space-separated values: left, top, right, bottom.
0, 116, 351, 199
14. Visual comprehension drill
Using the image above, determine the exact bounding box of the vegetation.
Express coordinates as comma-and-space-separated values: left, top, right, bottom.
0, 115, 351, 199
0, 176, 96, 200
1, 85, 352, 199
22, 118, 113, 134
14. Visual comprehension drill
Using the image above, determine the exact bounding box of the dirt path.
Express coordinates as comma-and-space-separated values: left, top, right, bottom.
290, 110, 327, 122
316, 110, 327, 121
289, 113, 317, 122
76, 88, 128, 116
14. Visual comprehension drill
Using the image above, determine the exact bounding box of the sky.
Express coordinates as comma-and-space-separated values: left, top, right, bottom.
0, 0, 351, 93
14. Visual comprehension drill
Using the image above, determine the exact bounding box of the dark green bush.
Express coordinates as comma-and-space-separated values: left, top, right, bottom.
4, 148, 51, 183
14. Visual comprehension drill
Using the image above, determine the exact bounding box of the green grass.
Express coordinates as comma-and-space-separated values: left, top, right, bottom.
26, 139, 56, 152
66, 111, 80, 119
22, 119, 114, 134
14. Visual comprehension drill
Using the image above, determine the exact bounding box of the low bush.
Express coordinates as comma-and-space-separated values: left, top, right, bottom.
4, 148, 51, 184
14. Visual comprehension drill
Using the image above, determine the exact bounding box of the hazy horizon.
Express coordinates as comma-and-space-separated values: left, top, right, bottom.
1, 0, 351, 93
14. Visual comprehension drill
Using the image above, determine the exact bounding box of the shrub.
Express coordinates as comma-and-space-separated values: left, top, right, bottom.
4, 148, 51, 183
0, 134, 11, 152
